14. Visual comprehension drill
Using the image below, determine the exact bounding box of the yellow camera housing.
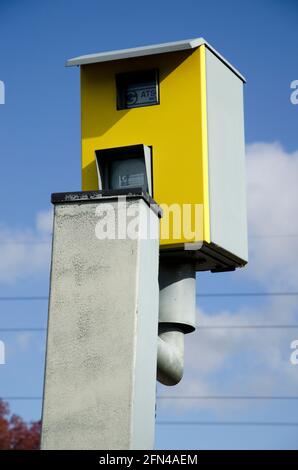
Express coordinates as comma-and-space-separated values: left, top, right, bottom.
67, 38, 247, 271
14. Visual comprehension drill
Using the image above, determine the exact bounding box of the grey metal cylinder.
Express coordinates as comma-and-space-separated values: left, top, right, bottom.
157, 325, 184, 386
158, 260, 196, 333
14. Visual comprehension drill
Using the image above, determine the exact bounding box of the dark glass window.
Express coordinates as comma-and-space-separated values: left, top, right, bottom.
96, 145, 151, 193
116, 69, 159, 109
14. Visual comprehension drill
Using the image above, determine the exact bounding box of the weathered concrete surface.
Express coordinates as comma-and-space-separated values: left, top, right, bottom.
41, 197, 160, 450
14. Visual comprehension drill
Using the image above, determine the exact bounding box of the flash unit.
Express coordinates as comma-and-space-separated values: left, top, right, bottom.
96, 144, 153, 196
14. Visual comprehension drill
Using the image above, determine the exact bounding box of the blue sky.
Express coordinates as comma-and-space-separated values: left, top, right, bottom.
0, 0, 298, 450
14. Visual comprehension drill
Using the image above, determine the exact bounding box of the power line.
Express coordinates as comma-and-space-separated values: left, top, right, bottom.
157, 421, 298, 426
0, 241, 51, 245
249, 234, 298, 239
20, 420, 298, 427
157, 395, 298, 400
0, 292, 298, 302
0, 328, 46, 332
4, 396, 298, 401
197, 292, 298, 297
199, 325, 298, 329
2, 324, 298, 332
1, 397, 42, 400
0, 296, 48, 301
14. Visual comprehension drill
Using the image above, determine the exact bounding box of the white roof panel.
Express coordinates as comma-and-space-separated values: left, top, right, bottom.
66, 37, 245, 82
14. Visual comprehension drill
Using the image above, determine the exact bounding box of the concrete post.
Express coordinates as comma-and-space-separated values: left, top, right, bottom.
41, 191, 161, 450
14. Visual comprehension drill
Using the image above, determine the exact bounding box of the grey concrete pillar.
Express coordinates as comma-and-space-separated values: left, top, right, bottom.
41, 191, 161, 450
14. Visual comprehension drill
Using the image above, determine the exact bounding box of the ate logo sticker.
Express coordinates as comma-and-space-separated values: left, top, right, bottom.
125, 85, 157, 108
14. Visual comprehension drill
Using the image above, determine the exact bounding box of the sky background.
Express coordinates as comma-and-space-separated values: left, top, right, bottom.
0, 0, 298, 450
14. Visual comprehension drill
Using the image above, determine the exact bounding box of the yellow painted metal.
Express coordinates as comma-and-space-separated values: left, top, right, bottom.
80, 45, 210, 247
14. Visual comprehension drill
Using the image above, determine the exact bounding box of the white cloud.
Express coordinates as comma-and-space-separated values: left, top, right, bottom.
244, 142, 298, 289
158, 300, 298, 416
0, 209, 52, 283
247, 142, 298, 238
36, 209, 53, 234
158, 142, 298, 416
15, 332, 34, 352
